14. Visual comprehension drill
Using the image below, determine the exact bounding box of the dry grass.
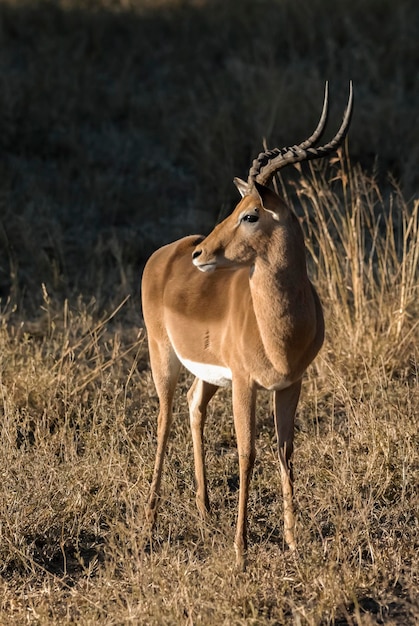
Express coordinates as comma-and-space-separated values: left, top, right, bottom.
0, 0, 418, 623
1, 158, 418, 624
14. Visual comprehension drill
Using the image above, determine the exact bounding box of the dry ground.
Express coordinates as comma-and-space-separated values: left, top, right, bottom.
0, 0, 418, 624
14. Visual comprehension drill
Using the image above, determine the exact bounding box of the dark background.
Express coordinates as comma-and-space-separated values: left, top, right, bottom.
1, 0, 418, 314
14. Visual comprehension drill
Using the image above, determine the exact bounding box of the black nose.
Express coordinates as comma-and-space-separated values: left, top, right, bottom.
192, 249, 202, 260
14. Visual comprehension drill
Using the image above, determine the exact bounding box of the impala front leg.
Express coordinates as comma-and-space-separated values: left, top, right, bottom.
274, 379, 302, 552
187, 378, 218, 518
232, 379, 256, 570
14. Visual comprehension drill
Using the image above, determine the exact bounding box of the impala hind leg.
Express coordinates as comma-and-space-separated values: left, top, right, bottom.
146, 339, 181, 529
274, 379, 302, 552
187, 378, 218, 518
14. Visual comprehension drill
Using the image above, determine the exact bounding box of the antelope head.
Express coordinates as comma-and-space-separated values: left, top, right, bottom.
192, 82, 353, 273
192, 182, 289, 272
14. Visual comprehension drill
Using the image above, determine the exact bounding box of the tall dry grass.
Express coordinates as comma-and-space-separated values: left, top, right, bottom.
293, 150, 419, 368
1, 157, 418, 624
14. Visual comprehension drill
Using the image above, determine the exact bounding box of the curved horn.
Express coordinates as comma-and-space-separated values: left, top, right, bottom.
248, 81, 353, 187
298, 80, 329, 150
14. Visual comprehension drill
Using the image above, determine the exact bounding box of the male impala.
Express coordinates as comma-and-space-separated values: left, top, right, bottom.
142, 83, 353, 569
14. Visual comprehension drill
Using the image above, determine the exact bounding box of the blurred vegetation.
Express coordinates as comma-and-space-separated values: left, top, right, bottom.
0, 0, 418, 314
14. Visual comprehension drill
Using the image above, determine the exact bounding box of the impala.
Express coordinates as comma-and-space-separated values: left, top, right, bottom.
142, 82, 353, 569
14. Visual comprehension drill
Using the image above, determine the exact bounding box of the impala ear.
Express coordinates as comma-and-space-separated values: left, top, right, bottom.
254, 180, 286, 219
233, 177, 251, 198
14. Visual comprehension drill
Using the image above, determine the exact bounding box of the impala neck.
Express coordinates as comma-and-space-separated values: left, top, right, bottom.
249, 221, 315, 370
251, 217, 308, 291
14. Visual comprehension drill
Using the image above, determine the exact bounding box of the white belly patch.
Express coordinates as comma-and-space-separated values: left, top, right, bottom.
179, 357, 232, 387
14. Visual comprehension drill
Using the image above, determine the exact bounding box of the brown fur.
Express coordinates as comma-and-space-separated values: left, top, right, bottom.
142, 183, 324, 569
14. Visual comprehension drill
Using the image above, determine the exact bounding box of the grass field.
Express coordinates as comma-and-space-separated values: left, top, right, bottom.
0, 0, 418, 623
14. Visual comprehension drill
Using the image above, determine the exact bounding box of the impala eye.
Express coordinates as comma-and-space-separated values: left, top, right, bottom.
242, 213, 259, 223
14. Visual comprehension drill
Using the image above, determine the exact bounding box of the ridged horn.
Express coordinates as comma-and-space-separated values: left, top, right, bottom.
247, 81, 353, 187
